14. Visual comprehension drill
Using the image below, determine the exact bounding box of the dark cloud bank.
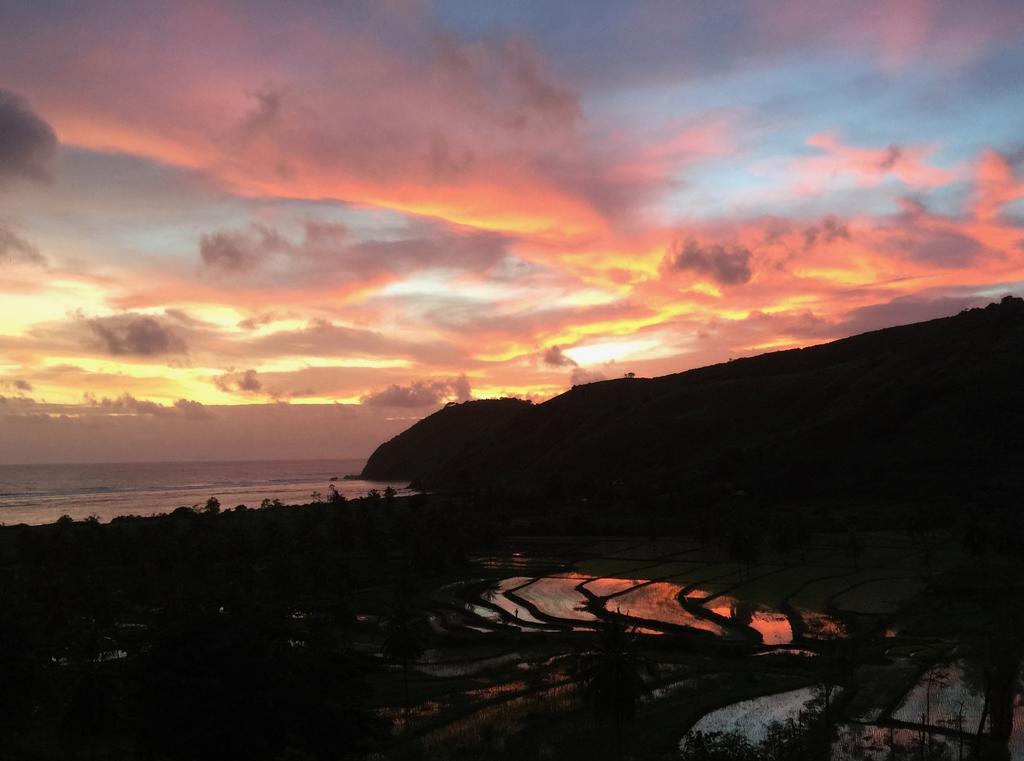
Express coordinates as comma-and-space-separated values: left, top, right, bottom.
0, 89, 57, 184
666, 238, 753, 285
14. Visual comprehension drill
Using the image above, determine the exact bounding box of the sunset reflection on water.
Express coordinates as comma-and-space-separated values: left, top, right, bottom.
605, 582, 726, 635
707, 596, 794, 645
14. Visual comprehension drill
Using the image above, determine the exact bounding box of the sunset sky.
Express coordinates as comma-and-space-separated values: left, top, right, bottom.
2, 0, 1023, 463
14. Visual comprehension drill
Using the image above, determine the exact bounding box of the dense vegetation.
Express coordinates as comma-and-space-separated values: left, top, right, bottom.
0, 490, 498, 760
3, 483, 1024, 760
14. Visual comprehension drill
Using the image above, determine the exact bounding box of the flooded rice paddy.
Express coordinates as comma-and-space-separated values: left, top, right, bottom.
890, 661, 987, 731
365, 533, 1024, 760
682, 686, 820, 746
606, 582, 728, 635
483, 577, 550, 625
511, 575, 598, 622
580, 576, 644, 597
706, 596, 794, 645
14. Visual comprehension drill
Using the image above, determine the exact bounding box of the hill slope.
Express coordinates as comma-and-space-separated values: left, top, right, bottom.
361, 297, 1024, 499
361, 397, 532, 482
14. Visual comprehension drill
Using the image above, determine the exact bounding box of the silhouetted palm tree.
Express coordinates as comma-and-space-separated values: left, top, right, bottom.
61, 670, 116, 761
0, 608, 40, 748
845, 528, 865, 569
381, 595, 424, 715
578, 622, 648, 761
960, 512, 990, 560
729, 524, 760, 580
770, 518, 795, 563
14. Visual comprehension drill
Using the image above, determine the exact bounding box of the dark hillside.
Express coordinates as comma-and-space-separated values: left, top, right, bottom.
364, 297, 1024, 501
360, 397, 532, 482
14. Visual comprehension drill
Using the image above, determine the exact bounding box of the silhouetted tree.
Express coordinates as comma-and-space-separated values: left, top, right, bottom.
961, 511, 990, 560
0, 614, 36, 746
679, 731, 757, 761
578, 623, 648, 761
729, 524, 761, 580
771, 518, 796, 563
137, 609, 379, 760
969, 629, 1022, 761
60, 669, 117, 761
816, 636, 861, 749
794, 521, 812, 563
381, 589, 424, 715
845, 528, 865, 569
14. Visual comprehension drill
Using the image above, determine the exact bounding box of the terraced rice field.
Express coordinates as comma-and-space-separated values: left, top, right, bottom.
475, 560, 846, 642
666, 562, 750, 586
474, 554, 566, 572
432, 581, 509, 628
414, 651, 525, 677
485, 577, 549, 624
891, 661, 987, 731
616, 561, 703, 580
832, 578, 925, 615
683, 584, 733, 600
791, 568, 897, 612
463, 603, 507, 627
831, 723, 941, 761
796, 608, 848, 639
1011, 699, 1024, 761
573, 558, 658, 577
706, 596, 794, 645
603, 582, 726, 635
682, 686, 819, 746
720, 565, 845, 608
416, 681, 578, 753
825, 700, 1023, 761
512, 575, 597, 621
387, 535, 1024, 761
605, 540, 696, 558
581, 577, 644, 598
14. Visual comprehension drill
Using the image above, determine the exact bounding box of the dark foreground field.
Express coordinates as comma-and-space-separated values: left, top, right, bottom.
2, 490, 1023, 761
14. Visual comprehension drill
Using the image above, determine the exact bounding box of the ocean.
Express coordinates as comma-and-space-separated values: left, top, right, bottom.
0, 459, 411, 526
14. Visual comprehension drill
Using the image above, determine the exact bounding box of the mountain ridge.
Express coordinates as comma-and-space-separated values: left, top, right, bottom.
361, 297, 1024, 501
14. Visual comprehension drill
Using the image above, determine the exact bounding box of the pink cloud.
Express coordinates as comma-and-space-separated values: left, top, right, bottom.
972, 149, 1024, 220
790, 132, 957, 195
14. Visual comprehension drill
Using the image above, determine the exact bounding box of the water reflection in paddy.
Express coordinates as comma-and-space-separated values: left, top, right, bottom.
831, 723, 937, 761
797, 608, 847, 639
706, 596, 794, 645
891, 661, 987, 731
604, 582, 726, 635
682, 686, 819, 746
484, 577, 548, 625
1011, 696, 1024, 761
514, 575, 597, 621
582, 577, 644, 597
683, 585, 730, 601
